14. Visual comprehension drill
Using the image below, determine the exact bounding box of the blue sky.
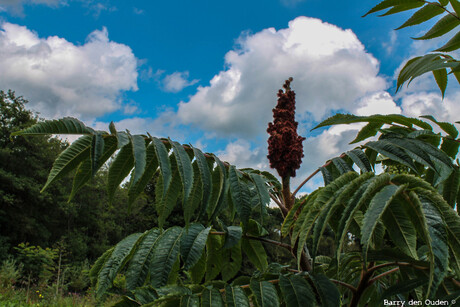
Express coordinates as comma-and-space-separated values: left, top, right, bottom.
1, 0, 458, 190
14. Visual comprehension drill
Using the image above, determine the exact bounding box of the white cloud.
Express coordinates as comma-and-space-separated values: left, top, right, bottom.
0, 22, 138, 120
217, 139, 268, 170
176, 17, 387, 138
162, 71, 199, 93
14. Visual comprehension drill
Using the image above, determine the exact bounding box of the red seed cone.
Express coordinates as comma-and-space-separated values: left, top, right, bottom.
267, 78, 305, 178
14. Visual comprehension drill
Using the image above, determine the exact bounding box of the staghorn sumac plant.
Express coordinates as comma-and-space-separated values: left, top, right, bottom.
12, 79, 460, 306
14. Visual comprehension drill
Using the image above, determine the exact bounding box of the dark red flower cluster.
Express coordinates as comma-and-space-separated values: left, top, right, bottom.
267, 78, 305, 178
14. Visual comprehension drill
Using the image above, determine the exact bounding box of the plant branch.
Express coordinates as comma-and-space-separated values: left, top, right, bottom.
244, 234, 293, 251
291, 168, 320, 198
369, 267, 400, 284
330, 279, 357, 293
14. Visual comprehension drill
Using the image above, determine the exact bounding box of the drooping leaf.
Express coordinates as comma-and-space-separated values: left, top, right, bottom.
346, 149, 373, 172
279, 274, 315, 307
351, 122, 383, 144
130, 134, 148, 186
365, 139, 418, 172
151, 137, 172, 197
180, 295, 200, 307
225, 285, 250, 307
191, 146, 212, 217
361, 184, 407, 264
205, 234, 224, 282
42, 135, 92, 192
241, 237, 267, 271
420, 115, 459, 138
169, 139, 194, 206
125, 229, 162, 290
201, 288, 224, 307
395, 4, 444, 30
96, 233, 143, 298
363, 0, 423, 17
229, 165, 251, 225
436, 30, 460, 52
281, 198, 305, 236
180, 224, 211, 270
150, 227, 183, 288
128, 142, 159, 205
107, 142, 134, 203
309, 273, 341, 307
249, 173, 271, 223
223, 226, 243, 249
433, 69, 448, 99
414, 13, 460, 40
91, 132, 105, 177
250, 279, 280, 307
157, 161, 182, 228
209, 157, 229, 221
221, 242, 242, 281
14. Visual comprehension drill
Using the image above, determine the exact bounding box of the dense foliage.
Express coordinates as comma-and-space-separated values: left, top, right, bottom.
12, 78, 460, 306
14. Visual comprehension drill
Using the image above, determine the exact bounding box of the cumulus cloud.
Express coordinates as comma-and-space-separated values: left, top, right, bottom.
162, 71, 199, 93
0, 22, 138, 120
176, 17, 387, 138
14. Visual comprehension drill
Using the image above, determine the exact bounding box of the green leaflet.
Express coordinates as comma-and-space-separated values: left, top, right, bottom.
381, 201, 418, 258
125, 228, 162, 290
221, 242, 242, 281
205, 157, 224, 219
89, 247, 114, 286
420, 198, 449, 298
169, 139, 194, 207
295, 172, 359, 265
290, 189, 320, 246
420, 115, 459, 138
150, 227, 183, 288
180, 224, 210, 270
223, 226, 242, 249
365, 139, 418, 172
128, 142, 159, 206
107, 142, 134, 203
184, 163, 202, 225
151, 137, 172, 197
225, 285, 249, 307
180, 295, 200, 307
10, 117, 94, 138
201, 288, 224, 307
206, 233, 224, 282
331, 157, 353, 174
229, 165, 251, 225
91, 132, 105, 177
42, 135, 92, 192
249, 173, 270, 223
209, 157, 229, 221
191, 146, 212, 218
437, 30, 460, 52
130, 134, 148, 187
250, 279, 280, 307
157, 160, 182, 228
363, 0, 423, 17
313, 172, 375, 262
309, 273, 341, 307
115, 131, 130, 149
241, 237, 267, 271
396, 4, 445, 30
361, 184, 407, 264
96, 233, 143, 298
350, 122, 383, 144
313, 113, 432, 131
280, 197, 304, 237
433, 68, 448, 99
414, 13, 460, 40
279, 275, 315, 307
345, 149, 373, 172
69, 136, 118, 201
452, 0, 460, 17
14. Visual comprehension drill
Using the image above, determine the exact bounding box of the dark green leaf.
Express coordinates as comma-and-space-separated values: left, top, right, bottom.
201, 288, 224, 307
241, 237, 267, 271
107, 143, 134, 203
11, 117, 94, 137
225, 285, 249, 307
309, 273, 341, 307
250, 279, 280, 307
396, 4, 444, 30
229, 165, 251, 225
279, 275, 315, 307
130, 134, 148, 186
414, 13, 460, 40
180, 224, 210, 270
